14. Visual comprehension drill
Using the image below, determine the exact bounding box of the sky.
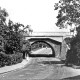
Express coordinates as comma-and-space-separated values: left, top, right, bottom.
0, 0, 70, 32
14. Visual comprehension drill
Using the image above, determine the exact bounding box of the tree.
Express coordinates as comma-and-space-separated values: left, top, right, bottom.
0, 7, 32, 61
0, 7, 8, 36
4, 21, 30, 54
0, 7, 8, 24
25, 25, 33, 35
0, 7, 9, 52
4, 20, 32, 55
54, 0, 80, 65
54, 0, 80, 29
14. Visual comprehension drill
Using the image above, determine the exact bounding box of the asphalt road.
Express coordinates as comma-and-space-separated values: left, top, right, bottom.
0, 48, 80, 80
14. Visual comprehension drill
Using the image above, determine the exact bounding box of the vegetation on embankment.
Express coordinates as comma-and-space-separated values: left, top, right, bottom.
54, 0, 80, 66
0, 7, 31, 67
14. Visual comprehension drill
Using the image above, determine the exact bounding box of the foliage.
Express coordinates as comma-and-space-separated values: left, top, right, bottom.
0, 7, 32, 55
31, 42, 49, 51
21, 40, 31, 53
65, 25, 80, 65
54, 0, 80, 28
65, 37, 80, 65
4, 21, 32, 54
64, 37, 72, 44
0, 7, 9, 53
0, 52, 23, 67
0, 7, 8, 38
54, 0, 80, 65
0, 7, 32, 61
0, 7, 33, 68
4, 21, 24, 54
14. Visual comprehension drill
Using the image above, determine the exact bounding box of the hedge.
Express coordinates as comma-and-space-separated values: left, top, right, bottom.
0, 52, 23, 67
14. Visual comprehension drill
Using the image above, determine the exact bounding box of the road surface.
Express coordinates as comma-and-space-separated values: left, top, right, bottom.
31, 48, 52, 54
0, 48, 80, 80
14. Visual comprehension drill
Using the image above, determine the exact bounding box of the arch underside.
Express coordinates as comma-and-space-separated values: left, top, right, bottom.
29, 38, 61, 57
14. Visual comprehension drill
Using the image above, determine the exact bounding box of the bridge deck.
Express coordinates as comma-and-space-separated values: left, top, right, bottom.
31, 32, 71, 36
24, 32, 72, 42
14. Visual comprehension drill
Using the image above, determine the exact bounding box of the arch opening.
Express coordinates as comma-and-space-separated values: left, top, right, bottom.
30, 40, 55, 57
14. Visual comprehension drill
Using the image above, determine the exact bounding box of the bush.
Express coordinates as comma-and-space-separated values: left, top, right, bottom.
0, 52, 23, 67
9, 52, 23, 64
4, 31, 23, 54
21, 40, 31, 58
21, 40, 31, 53
65, 34, 80, 65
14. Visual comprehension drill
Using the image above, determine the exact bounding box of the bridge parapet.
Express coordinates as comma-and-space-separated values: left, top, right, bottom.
24, 32, 73, 42
30, 32, 72, 37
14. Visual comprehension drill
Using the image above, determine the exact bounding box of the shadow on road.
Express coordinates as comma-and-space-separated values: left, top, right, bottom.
61, 75, 80, 80
38, 60, 64, 65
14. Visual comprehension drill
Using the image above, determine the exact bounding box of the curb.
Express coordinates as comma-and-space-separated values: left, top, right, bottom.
0, 58, 32, 74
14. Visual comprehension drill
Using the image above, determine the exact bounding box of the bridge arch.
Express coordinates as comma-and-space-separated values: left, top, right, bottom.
30, 40, 56, 57
28, 38, 61, 57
